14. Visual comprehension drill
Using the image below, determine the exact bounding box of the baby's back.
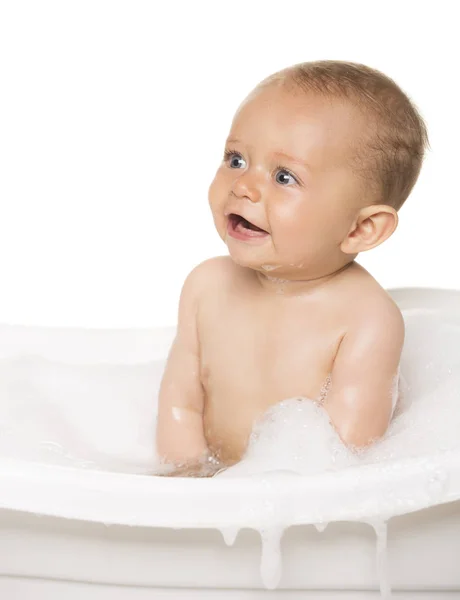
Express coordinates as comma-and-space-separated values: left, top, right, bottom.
196, 256, 391, 464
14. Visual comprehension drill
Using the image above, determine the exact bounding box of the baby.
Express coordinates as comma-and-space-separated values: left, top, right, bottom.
156, 60, 428, 477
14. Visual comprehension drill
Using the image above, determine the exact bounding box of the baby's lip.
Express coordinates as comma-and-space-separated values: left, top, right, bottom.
225, 211, 269, 234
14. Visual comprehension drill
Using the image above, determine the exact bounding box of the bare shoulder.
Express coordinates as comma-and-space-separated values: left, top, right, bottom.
175, 257, 237, 339
181, 255, 238, 299
189, 255, 236, 278
341, 263, 405, 341
185, 255, 236, 285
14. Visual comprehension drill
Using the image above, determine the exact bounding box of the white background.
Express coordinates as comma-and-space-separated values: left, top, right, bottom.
0, 0, 457, 328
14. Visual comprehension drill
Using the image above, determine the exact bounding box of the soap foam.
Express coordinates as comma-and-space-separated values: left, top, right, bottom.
220, 398, 358, 478
219, 367, 460, 485
0, 354, 165, 474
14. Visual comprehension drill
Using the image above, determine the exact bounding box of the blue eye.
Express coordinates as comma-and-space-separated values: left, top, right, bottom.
224, 150, 246, 169
275, 169, 297, 186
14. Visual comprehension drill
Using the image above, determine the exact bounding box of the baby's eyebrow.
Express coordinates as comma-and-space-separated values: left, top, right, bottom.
272, 150, 311, 171
225, 138, 311, 172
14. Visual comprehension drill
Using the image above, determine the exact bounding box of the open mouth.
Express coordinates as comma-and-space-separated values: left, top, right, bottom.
228, 213, 269, 236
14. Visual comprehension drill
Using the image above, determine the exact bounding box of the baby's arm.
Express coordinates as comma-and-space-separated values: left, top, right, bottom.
323, 298, 405, 448
155, 266, 216, 476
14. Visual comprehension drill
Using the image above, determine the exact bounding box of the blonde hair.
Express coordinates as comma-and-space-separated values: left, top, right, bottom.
258, 60, 429, 210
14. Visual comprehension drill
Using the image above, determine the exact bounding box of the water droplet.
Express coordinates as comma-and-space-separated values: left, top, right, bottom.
259, 527, 284, 589
370, 521, 392, 599
220, 527, 239, 546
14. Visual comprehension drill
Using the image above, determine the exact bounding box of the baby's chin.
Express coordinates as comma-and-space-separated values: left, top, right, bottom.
223, 231, 310, 274
226, 249, 291, 276
228, 253, 316, 282
225, 241, 273, 271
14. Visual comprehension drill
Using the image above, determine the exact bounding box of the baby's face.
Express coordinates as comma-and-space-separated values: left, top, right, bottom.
208, 84, 369, 277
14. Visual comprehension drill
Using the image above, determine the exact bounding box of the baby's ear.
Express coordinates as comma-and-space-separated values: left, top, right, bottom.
340, 205, 398, 254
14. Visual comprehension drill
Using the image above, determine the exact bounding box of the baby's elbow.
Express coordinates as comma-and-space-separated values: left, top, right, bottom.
334, 418, 388, 451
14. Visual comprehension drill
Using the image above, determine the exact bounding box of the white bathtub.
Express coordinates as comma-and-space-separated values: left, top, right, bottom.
0, 287, 460, 599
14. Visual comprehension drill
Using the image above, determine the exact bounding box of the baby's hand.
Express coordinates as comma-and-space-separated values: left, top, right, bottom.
156, 452, 226, 478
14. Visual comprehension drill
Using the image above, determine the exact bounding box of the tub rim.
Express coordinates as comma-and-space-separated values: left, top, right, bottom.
0, 450, 459, 529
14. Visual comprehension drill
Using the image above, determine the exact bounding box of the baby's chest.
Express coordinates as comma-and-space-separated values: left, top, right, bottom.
198, 304, 341, 394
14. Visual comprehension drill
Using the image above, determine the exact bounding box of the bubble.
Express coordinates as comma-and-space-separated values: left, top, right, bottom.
426, 468, 449, 501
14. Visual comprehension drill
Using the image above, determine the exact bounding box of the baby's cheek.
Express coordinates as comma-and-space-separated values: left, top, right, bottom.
207, 177, 221, 211
208, 169, 229, 201
274, 222, 316, 257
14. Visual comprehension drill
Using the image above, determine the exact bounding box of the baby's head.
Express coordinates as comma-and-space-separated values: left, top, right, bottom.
209, 60, 428, 280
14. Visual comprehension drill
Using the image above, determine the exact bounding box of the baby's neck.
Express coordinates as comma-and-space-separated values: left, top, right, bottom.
253, 260, 355, 297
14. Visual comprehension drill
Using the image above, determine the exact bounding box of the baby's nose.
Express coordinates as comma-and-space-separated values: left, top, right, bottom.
231, 173, 262, 203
